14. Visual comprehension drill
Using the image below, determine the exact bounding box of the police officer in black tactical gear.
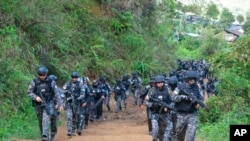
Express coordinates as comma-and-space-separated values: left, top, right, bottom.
140, 76, 155, 135
172, 70, 204, 141
99, 76, 112, 112
204, 78, 217, 97
130, 71, 142, 106
122, 73, 132, 109
113, 78, 126, 113
167, 75, 179, 141
148, 75, 173, 141
47, 74, 65, 141
28, 66, 63, 141
90, 79, 106, 120
63, 71, 85, 136
82, 77, 91, 129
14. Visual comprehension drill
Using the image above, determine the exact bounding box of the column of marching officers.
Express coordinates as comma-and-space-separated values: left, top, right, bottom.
28, 60, 212, 141
27, 67, 141, 141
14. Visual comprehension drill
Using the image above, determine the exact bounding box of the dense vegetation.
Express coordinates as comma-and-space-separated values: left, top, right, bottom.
0, 0, 249, 140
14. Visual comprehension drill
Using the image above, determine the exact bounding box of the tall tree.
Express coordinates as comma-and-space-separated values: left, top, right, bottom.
243, 12, 250, 33
184, 4, 202, 15
236, 14, 244, 24
206, 3, 219, 20
220, 8, 235, 25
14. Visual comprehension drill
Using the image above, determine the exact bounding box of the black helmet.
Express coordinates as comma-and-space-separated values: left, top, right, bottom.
99, 76, 105, 82
37, 66, 48, 75
154, 75, 165, 83
132, 71, 137, 76
162, 72, 167, 77
82, 77, 89, 83
71, 71, 79, 78
185, 70, 198, 81
168, 76, 178, 85
48, 74, 57, 81
92, 79, 98, 86
148, 77, 155, 83
116, 78, 122, 84
123, 74, 130, 80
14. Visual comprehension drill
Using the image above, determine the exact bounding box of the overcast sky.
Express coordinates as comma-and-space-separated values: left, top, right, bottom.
178, 0, 250, 16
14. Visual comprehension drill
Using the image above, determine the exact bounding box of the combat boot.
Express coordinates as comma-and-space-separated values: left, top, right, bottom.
50, 135, 55, 141
67, 131, 75, 137
84, 124, 88, 129
77, 128, 82, 135
41, 135, 48, 141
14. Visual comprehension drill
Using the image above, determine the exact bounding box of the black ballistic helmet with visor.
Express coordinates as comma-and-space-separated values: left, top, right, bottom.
71, 71, 79, 78
185, 70, 198, 81
37, 66, 48, 75
154, 75, 165, 83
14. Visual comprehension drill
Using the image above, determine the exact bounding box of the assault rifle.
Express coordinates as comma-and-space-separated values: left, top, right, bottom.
91, 97, 104, 110
148, 97, 174, 113
180, 90, 209, 112
65, 90, 74, 103
33, 92, 54, 115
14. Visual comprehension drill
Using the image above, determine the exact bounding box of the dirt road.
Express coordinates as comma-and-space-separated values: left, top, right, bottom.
11, 97, 207, 141
55, 98, 151, 141
14, 96, 203, 141
13, 97, 151, 141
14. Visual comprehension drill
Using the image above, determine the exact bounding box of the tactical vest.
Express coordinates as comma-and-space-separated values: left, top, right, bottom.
114, 84, 124, 96
67, 81, 81, 99
175, 84, 200, 112
82, 85, 90, 97
150, 86, 171, 113
122, 79, 130, 89
33, 77, 54, 106
99, 82, 106, 90
131, 77, 140, 88
91, 86, 104, 99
